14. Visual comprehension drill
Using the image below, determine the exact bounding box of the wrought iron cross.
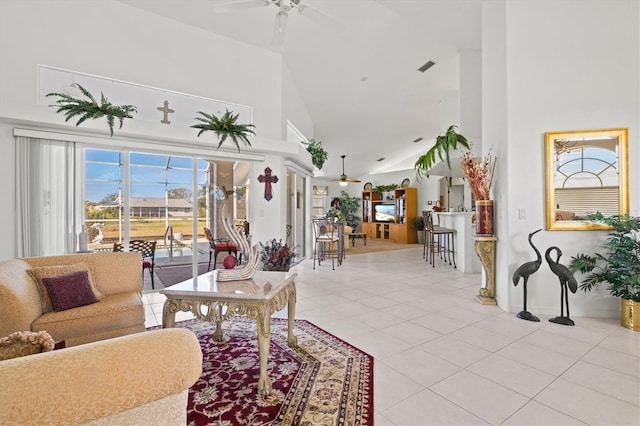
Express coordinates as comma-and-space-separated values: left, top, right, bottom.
157, 100, 174, 124
257, 167, 278, 201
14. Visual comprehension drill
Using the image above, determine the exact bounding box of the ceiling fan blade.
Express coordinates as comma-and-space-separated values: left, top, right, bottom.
212, 0, 269, 14
297, 4, 345, 33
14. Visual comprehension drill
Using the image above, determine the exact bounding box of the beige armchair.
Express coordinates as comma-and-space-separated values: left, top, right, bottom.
0, 328, 202, 425
0, 252, 145, 347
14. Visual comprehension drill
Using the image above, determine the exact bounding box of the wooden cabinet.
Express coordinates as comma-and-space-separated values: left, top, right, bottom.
361, 187, 417, 243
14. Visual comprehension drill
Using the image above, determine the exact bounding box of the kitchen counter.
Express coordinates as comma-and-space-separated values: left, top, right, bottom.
434, 212, 482, 273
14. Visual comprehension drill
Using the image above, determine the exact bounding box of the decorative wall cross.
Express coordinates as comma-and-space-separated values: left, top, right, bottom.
257, 167, 278, 201
157, 100, 174, 124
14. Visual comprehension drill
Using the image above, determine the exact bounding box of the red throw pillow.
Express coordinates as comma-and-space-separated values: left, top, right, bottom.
42, 270, 99, 312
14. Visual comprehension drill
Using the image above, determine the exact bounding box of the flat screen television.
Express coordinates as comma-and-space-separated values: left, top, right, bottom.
374, 203, 395, 222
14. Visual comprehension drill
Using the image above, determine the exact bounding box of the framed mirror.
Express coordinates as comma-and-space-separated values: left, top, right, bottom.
545, 127, 629, 230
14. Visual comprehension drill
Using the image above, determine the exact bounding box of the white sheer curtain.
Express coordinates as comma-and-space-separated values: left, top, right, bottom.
16, 136, 78, 257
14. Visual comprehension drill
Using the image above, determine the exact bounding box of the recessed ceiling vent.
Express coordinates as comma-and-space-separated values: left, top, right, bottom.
418, 60, 436, 72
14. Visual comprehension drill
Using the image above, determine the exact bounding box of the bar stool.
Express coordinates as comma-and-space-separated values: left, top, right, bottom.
425, 211, 456, 268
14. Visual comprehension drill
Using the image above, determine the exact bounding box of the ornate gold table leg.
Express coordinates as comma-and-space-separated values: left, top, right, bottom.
256, 313, 272, 397
475, 237, 497, 305
162, 299, 178, 328
287, 286, 298, 347
213, 305, 224, 341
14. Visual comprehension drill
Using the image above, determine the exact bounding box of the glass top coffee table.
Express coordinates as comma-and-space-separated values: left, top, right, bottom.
160, 270, 297, 396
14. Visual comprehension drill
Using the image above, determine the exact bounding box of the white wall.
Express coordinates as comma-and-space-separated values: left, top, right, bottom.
0, 0, 314, 260
485, 0, 640, 318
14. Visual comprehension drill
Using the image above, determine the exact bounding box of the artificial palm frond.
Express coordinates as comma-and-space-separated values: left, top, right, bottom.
191, 109, 256, 152
46, 83, 137, 136
414, 125, 471, 180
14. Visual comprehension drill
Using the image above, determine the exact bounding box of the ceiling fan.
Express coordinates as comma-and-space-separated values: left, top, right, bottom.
332, 155, 361, 186
213, 0, 343, 46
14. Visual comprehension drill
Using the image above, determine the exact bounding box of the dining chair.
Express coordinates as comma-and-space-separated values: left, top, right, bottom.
312, 218, 340, 270
203, 227, 240, 271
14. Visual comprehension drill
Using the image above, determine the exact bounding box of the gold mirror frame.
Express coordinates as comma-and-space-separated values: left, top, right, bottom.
545, 127, 629, 230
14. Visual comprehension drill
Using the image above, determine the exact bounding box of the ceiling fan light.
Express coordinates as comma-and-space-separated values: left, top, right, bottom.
339, 181, 348, 187
276, 10, 288, 33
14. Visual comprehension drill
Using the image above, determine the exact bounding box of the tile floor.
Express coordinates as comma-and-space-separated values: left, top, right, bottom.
143, 245, 640, 426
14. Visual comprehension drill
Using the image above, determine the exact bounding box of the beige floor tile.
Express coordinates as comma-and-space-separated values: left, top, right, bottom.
497, 340, 578, 376
448, 324, 516, 352
467, 354, 555, 398
521, 329, 594, 358
430, 369, 529, 425
348, 330, 414, 360
599, 329, 640, 357
350, 309, 406, 330
379, 321, 442, 346
382, 389, 489, 425
418, 335, 491, 367
581, 346, 640, 378
409, 312, 469, 334
373, 411, 397, 426
382, 347, 461, 387
502, 401, 587, 425
374, 362, 424, 411
474, 312, 545, 339
535, 378, 640, 425
561, 360, 639, 406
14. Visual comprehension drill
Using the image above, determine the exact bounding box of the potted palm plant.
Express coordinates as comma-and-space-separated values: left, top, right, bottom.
569, 213, 640, 331
414, 125, 470, 180
339, 190, 360, 230
191, 109, 256, 152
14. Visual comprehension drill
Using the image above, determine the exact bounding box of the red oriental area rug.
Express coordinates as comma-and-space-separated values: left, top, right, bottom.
154, 317, 374, 425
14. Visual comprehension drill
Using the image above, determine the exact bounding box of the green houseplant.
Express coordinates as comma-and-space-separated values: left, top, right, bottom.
339, 190, 361, 230
191, 109, 256, 152
46, 83, 137, 137
302, 139, 329, 170
412, 216, 425, 244
414, 125, 470, 180
569, 213, 640, 331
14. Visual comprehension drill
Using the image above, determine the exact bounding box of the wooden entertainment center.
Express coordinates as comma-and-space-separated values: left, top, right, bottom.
361, 187, 418, 244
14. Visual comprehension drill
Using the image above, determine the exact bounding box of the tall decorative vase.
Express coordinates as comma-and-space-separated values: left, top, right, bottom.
475, 200, 494, 236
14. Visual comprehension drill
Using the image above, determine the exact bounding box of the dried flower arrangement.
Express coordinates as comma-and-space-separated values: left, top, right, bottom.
461, 150, 496, 201
259, 239, 297, 271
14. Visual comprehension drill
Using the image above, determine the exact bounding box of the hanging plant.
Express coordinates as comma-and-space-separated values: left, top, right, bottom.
414, 125, 470, 180
191, 109, 256, 152
46, 83, 137, 137
302, 138, 329, 169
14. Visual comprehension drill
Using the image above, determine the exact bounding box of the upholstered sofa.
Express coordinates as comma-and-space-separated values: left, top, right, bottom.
0, 252, 145, 346
0, 327, 203, 425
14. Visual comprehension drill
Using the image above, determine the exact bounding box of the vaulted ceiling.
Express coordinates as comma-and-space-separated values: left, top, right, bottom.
120, 0, 482, 182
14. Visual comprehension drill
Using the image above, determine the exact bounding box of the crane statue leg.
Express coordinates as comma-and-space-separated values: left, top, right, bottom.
549, 283, 575, 326
516, 278, 540, 322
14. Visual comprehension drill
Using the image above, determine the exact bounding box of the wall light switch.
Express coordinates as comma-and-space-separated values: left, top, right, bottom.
518, 208, 526, 219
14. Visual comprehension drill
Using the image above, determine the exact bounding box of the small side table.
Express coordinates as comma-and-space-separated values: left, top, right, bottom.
474, 236, 497, 305
349, 232, 367, 246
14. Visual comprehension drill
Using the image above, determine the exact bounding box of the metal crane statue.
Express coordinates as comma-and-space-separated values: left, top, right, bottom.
512, 229, 543, 322
545, 246, 578, 326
